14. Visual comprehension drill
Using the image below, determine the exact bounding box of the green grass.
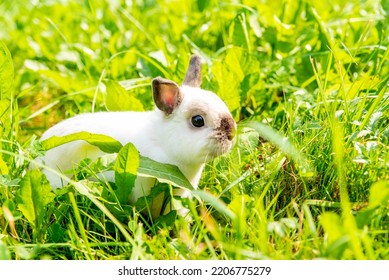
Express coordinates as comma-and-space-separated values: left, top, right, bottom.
0, 0, 388, 260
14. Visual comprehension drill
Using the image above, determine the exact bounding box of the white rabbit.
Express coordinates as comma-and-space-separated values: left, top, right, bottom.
35, 54, 236, 218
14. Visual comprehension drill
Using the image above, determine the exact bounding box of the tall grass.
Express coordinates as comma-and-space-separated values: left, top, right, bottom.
0, 0, 388, 260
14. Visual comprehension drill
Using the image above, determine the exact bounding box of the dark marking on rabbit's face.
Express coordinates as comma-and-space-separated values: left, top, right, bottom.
216, 114, 236, 141
209, 113, 236, 157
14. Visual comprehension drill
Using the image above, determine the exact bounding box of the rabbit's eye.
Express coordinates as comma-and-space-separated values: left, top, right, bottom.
191, 115, 205, 127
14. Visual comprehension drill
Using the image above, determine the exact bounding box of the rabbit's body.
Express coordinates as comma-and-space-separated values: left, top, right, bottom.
36, 55, 236, 218
40, 111, 163, 193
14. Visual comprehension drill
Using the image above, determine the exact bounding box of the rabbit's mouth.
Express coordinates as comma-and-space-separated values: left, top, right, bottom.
204, 140, 234, 162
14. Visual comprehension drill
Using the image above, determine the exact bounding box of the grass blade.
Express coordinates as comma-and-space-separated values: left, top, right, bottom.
243, 121, 315, 177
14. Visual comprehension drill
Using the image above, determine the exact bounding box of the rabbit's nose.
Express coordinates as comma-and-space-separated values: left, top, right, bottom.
220, 116, 236, 141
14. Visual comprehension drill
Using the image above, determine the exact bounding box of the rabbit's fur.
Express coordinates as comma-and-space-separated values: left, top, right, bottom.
36, 55, 236, 218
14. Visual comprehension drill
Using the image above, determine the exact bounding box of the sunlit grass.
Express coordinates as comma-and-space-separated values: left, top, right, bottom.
0, 0, 388, 260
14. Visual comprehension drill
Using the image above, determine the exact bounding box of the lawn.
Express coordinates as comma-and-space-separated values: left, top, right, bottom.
0, 0, 388, 260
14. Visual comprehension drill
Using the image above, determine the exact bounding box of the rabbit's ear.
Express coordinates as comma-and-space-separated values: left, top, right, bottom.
152, 77, 182, 115
183, 54, 202, 87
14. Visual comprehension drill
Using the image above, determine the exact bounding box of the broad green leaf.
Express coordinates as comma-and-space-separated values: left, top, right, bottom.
225, 48, 245, 81
225, 47, 260, 80
16, 170, 55, 226
104, 80, 144, 111
0, 99, 11, 175
138, 156, 193, 190
355, 208, 376, 229
319, 212, 349, 258
0, 123, 9, 174
14, 246, 34, 260
212, 60, 241, 112
0, 240, 10, 260
319, 212, 344, 244
0, 98, 11, 125
41, 132, 123, 154
241, 73, 262, 100
135, 182, 169, 212
114, 143, 139, 203
368, 181, 389, 209
0, 40, 14, 99
154, 210, 176, 228
48, 222, 66, 243
355, 181, 389, 228
213, 47, 260, 113
229, 12, 250, 51
197, 0, 211, 12
136, 56, 167, 80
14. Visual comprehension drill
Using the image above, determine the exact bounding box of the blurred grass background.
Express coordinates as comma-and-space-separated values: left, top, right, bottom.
0, 0, 388, 259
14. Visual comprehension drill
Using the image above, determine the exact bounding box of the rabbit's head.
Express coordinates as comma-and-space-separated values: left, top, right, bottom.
151, 55, 236, 166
